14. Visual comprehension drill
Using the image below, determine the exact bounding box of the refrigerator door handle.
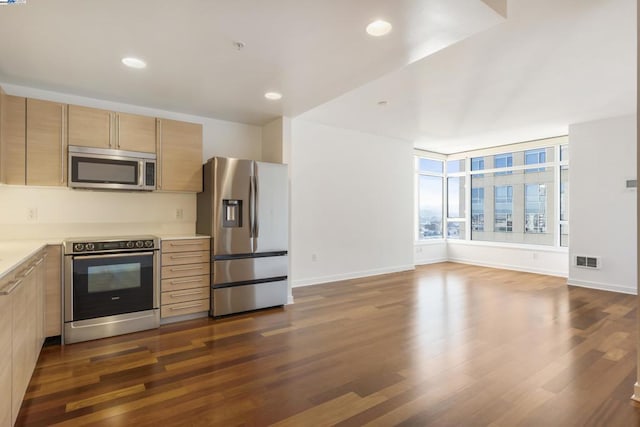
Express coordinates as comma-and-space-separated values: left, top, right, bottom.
254, 175, 259, 238
249, 176, 255, 238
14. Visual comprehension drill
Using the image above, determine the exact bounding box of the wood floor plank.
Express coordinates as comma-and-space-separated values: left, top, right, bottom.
15, 262, 640, 426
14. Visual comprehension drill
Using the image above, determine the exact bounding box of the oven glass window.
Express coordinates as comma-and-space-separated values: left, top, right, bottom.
72, 253, 154, 321
88, 263, 141, 293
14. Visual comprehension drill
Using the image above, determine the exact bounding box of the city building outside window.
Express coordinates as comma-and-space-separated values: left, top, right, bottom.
494, 185, 513, 232
416, 157, 444, 240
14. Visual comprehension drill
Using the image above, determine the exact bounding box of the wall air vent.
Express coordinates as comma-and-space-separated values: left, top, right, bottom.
575, 255, 600, 269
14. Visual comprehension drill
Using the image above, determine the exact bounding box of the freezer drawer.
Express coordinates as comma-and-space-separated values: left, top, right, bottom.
213, 255, 288, 285
212, 279, 288, 316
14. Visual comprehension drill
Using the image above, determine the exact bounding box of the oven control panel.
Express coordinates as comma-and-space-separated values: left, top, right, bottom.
64, 236, 158, 254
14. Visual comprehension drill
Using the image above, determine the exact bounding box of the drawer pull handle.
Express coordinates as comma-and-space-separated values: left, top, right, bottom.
170, 254, 204, 259
170, 290, 205, 298
169, 266, 204, 272
170, 278, 204, 285
1, 279, 23, 295
170, 303, 204, 310
169, 242, 205, 246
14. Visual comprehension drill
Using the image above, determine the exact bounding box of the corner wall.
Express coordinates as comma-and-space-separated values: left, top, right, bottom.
568, 114, 637, 294
290, 120, 414, 286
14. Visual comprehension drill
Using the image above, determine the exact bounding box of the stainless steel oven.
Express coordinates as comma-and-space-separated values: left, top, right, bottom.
63, 236, 160, 344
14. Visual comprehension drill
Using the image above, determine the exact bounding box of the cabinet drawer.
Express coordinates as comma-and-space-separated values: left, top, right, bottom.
161, 238, 209, 253
162, 274, 209, 292
161, 250, 209, 266
161, 286, 209, 305
161, 298, 209, 318
161, 262, 209, 279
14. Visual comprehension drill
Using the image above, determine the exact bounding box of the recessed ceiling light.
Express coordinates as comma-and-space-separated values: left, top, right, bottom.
121, 57, 147, 69
366, 20, 392, 37
264, 92, 283, 100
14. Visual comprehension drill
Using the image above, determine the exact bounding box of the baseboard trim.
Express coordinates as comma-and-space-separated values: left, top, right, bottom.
414, 257, 448, 266
287, 294, 295, 305
448, 257, 567, 278
292, 264, 415, 288
566, 278, 637, 295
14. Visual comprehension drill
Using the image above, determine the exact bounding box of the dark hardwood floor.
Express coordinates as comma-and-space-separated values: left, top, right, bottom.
17, 263, 640, 426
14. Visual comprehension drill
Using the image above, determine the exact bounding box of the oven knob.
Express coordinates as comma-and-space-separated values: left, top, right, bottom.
135, 240, 144, 248
86, 243, 95, 251
74, 243, 85, 252
144, 240, 153, 248
126, 241, 135, 249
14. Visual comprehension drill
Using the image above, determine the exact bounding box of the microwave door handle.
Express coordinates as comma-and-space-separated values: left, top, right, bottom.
139, 161, 144, 187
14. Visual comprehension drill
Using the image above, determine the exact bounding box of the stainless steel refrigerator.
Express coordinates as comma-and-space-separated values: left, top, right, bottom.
196, 157, 289, 316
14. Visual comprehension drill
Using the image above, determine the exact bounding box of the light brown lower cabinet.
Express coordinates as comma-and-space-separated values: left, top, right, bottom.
160, 238, 210, 321
44, 245, 62, 337
0, 249, 47, 427
0, 290, 12, 427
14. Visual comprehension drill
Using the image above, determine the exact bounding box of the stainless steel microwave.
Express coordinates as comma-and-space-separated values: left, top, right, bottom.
68, 145, 156, 191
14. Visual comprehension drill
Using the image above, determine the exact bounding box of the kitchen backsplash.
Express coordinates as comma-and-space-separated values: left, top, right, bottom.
0, 185, 196, 239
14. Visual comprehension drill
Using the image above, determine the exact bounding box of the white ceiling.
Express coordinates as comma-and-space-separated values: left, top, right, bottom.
0, 0, 502, 126
301, 0, 637, 153
0, 0, 634, 154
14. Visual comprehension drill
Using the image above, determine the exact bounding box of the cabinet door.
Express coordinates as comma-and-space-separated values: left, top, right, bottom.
35, 256, 46, 348
116, 113, 156, 153
158, 119, 203, 192
11, 272, 31, 424
26, 99, 67, 186
68, 105, 111, 149
0, 294, 12, 427
0, 93, 26, 185
44, 245, 62, 337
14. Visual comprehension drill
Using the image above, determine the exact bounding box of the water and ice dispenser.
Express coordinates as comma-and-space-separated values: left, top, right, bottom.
222, 199, 242, 227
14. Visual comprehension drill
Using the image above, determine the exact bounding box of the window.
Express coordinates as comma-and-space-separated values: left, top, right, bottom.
471, 157, 484, 173
525, 184, 546, 233
447, 177, 464, 218
494, 153, 512, 176
560, 144, 569, 246
447, 159, 464, 174
525, 149, 546, 173
471, 187, 484, 231
419, 158, 443, 174
416, 138, 567, 247
417, 157, 443, 240
494, 186, 513, 232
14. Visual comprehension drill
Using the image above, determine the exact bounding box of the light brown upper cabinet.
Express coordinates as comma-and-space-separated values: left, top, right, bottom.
26, 99, 67, 186
157, 119, 203, 193
68, 105, 156, 153
0, 90, 26, 185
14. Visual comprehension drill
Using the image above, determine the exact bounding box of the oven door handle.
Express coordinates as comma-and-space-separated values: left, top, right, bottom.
72, 251, 154, 260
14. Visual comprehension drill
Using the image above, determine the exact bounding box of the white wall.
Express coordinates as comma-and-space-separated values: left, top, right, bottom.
290, 119, 414, 286
0, 185, 195, 239
0, 83, 262, 239
414, 241, 448, 265
568, 114, 637, 294
447, 241, 568, 277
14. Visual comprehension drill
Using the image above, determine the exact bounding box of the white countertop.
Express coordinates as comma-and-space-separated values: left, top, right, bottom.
157, 234, 210, 240
0, 240, 58, 290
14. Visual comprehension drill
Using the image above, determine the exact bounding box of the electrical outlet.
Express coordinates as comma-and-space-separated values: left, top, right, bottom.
27, 207, 38, 221
175, 208, 184, 220
311, 253, 317, 262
